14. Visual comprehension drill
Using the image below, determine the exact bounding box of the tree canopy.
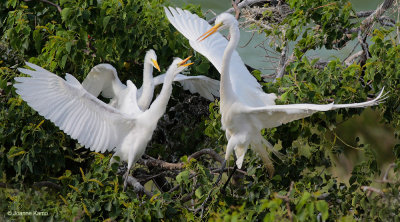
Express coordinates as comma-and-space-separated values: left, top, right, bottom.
1, 0, 399, 221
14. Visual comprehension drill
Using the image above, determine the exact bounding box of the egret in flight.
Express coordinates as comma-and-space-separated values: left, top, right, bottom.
82, 49, 220, 111
165, 7, 386, 178
14, 57, 193, 190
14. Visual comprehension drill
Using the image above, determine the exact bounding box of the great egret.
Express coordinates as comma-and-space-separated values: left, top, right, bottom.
82, 49, 220, 111
165, 7, 386, 177
14, 57, 193, 190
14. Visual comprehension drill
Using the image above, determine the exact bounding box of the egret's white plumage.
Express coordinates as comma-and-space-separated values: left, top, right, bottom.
82, 50, 220, 111
165, 7, 386, 174
14, 58, 192, 189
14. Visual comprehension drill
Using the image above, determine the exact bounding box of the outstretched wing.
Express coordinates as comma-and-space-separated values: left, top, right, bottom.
153, 73, 220, 101
164, 7, 276, 106
244, 88, 386, 129
14, 62, 136, 153
82, 63, 126, 98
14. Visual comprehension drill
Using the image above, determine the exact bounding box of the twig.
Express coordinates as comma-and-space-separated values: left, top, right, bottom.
188, 148, 224, 163
23, 0, 62, 13
232, 0, 241, 20
376, 163, 396, 183
275, 181, 294, 222
361, 186, 384, 196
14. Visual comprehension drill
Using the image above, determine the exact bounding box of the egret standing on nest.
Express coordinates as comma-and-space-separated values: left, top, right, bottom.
82, 49, 220, 111
165, 7, 386, 180
14, 57, 193, 190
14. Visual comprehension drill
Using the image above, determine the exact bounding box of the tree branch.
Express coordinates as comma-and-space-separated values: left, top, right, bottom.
361, 186, 384, 196
24, 0, 62, 13
33, 181, 62, 190
139, 148, 225, 171
126, 175, 153, 197
358, 0, 395, 63
275, 181, 294, 222
208, 0, 270, 24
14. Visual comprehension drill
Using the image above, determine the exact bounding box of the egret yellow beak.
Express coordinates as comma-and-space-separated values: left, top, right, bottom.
151, 59, 161, 72
197, 22, 223, 42
178, 56, 194, 67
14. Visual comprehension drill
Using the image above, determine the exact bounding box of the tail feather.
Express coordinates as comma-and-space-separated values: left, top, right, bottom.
251, 138, 282, 177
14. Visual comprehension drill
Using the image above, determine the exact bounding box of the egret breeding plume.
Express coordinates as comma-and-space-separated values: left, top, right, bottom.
82, 49, 220, 111
165, 7, 386, 177
14, 57, 193, 190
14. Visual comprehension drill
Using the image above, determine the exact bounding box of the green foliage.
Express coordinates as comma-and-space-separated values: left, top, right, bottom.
0, 0, 399, 221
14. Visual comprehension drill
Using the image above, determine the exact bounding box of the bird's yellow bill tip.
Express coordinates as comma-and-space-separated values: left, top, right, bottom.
178, 56, 193, 67
197, 22, 222, 42
180, 62, 194, 67
151, 59, 161, 72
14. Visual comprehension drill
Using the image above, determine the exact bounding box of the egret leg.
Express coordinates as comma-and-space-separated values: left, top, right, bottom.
214, 159, 226, 185
123, 170, 129, 191
221, 164, 237, 195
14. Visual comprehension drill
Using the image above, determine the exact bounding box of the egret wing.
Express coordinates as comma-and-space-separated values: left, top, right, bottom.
153, 73, 220, 101
14, 62, 136, 153
164, 7, 276, 106
82, 64, 126, 98
244, 88, 386, 129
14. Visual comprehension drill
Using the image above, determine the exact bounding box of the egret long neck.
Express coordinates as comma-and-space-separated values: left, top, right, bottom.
146, 69, 175, 120
137, 61, 155, 110
220, 24, 239, 102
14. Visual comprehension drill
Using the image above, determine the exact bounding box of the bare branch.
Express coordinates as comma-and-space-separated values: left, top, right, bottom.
358, 0, 395, 63
344, 50, 363, 66
139, 148, 225, 171
188, 148, 224, 163
232, 0, 241, 20
361, 186, 384, 196
274, 52, 295, 81
126, 175, 153, 197
275, 181, 294, 221
275, 42, 288, 78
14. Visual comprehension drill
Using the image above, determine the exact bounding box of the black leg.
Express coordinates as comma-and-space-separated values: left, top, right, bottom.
221, 164, 237, 195
214, 159, 226, 186
123, 171, 129, 191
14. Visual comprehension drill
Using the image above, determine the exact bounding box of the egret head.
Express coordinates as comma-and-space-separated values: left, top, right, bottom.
198, 13, 238, 41
144, 49, 161, 72
169, 56, 193, 75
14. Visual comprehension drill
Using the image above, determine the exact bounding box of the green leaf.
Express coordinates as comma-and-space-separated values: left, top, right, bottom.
65, 41, 72, 53
103, 16, 111, 29
296, 191, 311, 211
316, 200, 329, 221
61, 8, 72, 21
60, 55, 68, 69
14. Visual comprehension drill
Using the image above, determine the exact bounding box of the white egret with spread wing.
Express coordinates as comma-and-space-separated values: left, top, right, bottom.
82, 49, 220, 111
164, 7, 386, 178
14, 57, 193, 190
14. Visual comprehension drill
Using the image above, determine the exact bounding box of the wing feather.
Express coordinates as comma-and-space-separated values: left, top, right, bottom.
82, 64, 126, 98
244, 88, 386, 129
14, 62, 135, 153
164, 7, 277, 106
153, 73, 220, 101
